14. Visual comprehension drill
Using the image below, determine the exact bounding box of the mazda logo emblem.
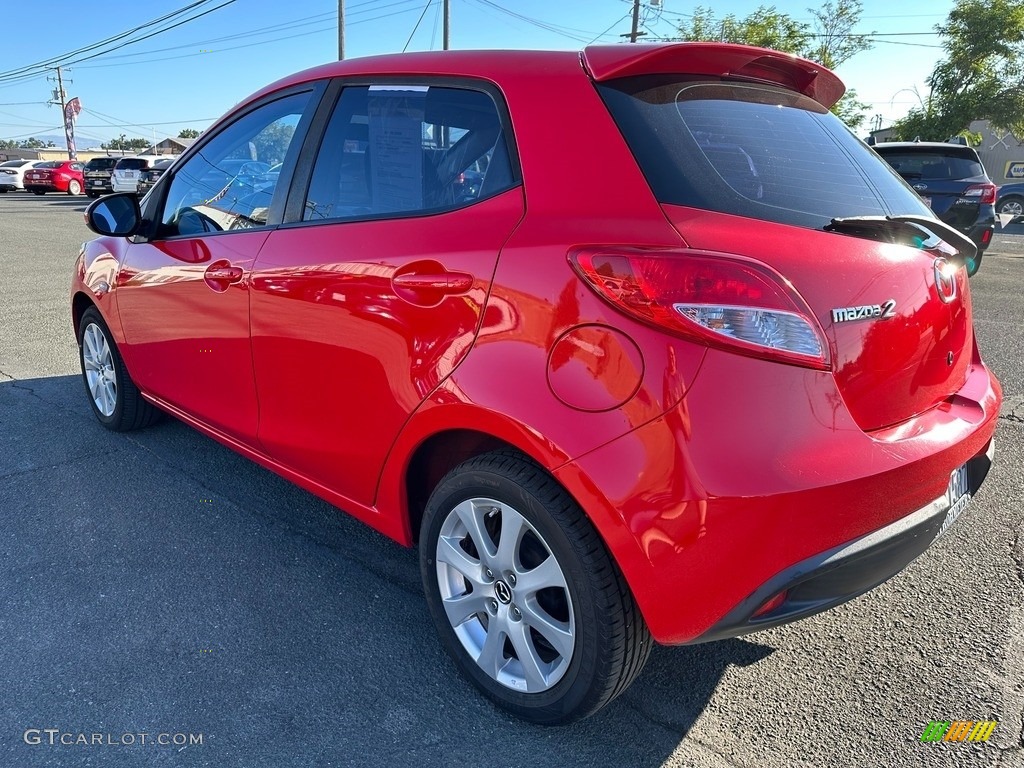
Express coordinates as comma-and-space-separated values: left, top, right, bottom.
933, 257, 957, 303
493, 580, 512, 604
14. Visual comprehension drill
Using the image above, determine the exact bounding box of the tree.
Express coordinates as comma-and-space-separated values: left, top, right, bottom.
178, 128, 200, 138
101, 134, 151, 152
890, 0, 1024, 140
675, 1, 874, 129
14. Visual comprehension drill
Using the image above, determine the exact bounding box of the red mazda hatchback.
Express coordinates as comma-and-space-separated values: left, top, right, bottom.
72, 44, 1000, 723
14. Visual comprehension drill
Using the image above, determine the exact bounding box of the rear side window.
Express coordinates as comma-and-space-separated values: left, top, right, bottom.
598, 77, 932, 229
302, 84, 515, 222
116, 159, 146, 171
873, 149, 985, 180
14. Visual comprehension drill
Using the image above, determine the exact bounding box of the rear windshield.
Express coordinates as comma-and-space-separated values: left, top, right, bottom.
116, 158, 147, 170
872, 148, 985, 181
0, 160, 29, 168
598, 77, 932, 229
85, 158, 119, 170
36, 161, 63, 169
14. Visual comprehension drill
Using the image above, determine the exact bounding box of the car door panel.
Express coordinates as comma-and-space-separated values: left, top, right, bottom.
115, 232, 270, 443
250, 188, 525, 506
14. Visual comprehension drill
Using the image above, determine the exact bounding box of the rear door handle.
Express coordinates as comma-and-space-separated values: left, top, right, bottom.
392, 272, 474, 294
203, 262, 244, 292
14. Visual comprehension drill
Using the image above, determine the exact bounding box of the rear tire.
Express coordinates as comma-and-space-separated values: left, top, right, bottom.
420, 450, 651, 724
77, 307, 162, 431
31, 188, 44, 195
996, 195, 1024, 218
67, 179, 82, 196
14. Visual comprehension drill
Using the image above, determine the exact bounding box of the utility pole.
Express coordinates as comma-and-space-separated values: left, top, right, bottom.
338, 0, 345, 60
622, 0, 645, 43
443, 0, 450, 50
47, 66, 76, 160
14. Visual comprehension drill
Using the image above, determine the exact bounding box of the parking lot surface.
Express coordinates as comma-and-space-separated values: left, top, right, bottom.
1, 192, 1022, 767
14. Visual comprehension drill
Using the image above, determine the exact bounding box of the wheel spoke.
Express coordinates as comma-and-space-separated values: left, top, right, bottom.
83, 356, 99, 372
453, 499, 496, 563
515, 555, 566, 594
495, 504, 528, 571
476, 619, 507, 679
436, 535, 487, 587
507, 619, 547, 692
441, 590, 490, 628
521, 601, 574, 660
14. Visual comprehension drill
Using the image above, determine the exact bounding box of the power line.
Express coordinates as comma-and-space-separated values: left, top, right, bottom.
0, 0, 239, 85
404, 0, 435, 52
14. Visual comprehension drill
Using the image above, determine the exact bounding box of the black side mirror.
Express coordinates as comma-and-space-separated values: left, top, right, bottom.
85, 192, 141, 237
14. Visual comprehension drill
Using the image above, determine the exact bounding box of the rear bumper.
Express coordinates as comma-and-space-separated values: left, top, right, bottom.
556, 348, 1002, 645
692, 438, 994, 643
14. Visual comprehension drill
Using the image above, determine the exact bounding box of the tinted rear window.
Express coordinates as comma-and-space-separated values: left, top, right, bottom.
0, 160, 29, 168
873, 149, 985, 180
37, 161, 62, 169
116, 159, 146, 170
85, 158, 119, 170
598, 77, 931, 229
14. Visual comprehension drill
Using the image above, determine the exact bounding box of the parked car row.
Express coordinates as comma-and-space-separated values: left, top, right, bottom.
0, 155, 178, 197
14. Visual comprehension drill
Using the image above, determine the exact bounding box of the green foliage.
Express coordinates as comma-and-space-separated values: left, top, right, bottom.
675, 0, 874, 129
178, 128, 200, 138
891, 0, 1024, 140
101, 133, 151, 151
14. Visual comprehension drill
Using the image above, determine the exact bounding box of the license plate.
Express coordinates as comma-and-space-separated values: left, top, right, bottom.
124, 171, 137, 178
90, 181, 104, 186
938, 464, 970, 538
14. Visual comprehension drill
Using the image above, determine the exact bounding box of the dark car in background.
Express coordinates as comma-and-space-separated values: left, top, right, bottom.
874, 141, 995, 275
996, 182, 1024, 220
83, 157, 120, 198
135, 158, 175, 197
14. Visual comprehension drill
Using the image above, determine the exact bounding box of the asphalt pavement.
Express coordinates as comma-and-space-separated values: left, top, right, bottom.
1, 192, 1022, 767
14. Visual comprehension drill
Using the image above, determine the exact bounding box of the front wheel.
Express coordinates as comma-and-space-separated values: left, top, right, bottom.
67, 179, 82, 195
420, 451, 651, 724
77, 307, 162, 431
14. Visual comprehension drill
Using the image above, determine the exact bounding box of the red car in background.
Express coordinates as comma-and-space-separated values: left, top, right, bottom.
24, 160, 85, 195
71, 43, 1001, 724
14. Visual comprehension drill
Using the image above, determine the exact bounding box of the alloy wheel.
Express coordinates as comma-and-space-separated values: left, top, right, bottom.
435, 496, 576, 693
82, 322, 117, 417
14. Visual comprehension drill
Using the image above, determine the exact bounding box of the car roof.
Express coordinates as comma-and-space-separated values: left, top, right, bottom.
244, 43, 843, 108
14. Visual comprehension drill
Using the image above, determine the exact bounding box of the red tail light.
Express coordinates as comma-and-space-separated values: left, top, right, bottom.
980, 228, 992, 246
570, 249, 829, 369
964, 183, 996, 205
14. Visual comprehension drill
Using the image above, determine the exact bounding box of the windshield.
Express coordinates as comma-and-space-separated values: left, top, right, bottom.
598, 76, 932, 229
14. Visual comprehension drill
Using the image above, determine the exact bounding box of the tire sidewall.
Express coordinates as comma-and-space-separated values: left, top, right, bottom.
68, 180, 82, 196
77, 309, 126, 428
420, 463, 604, 723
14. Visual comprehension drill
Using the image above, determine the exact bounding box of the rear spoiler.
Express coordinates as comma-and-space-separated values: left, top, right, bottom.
581, 43, 845, 109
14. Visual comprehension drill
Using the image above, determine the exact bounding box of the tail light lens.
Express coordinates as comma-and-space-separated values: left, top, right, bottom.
964, 184, 997, 204
570, 249, 830, 369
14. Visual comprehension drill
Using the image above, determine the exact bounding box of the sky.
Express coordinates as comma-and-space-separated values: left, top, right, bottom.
0, 0, 954, 148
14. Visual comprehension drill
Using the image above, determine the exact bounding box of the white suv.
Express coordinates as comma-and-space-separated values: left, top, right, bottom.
111, 157, 167, 194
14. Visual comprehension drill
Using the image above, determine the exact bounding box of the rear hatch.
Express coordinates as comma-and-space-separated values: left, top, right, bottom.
874, 145, 991, 232
114, 158, 147, 181
592, 55, 973, 432
84, 158, 118, 180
